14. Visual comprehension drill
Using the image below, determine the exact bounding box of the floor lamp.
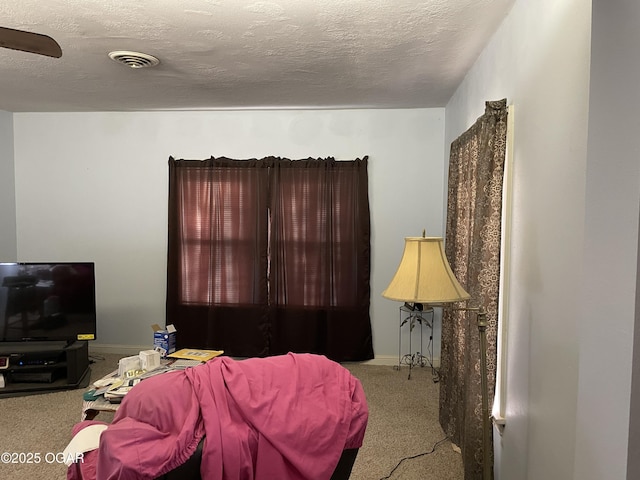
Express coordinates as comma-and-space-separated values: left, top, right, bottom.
382, 235, 491, 480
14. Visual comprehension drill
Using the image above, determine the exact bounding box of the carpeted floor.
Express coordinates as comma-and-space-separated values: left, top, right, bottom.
0, 353, 463, 479
346, 363, 463, 480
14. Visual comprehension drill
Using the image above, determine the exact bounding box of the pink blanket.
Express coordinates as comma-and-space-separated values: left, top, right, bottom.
68, 353, 368, 480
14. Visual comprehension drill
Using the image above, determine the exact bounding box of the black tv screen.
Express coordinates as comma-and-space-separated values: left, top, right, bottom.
0, 262, 97, 343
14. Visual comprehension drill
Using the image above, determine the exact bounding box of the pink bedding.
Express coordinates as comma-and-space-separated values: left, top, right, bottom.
68, 353, 368, 480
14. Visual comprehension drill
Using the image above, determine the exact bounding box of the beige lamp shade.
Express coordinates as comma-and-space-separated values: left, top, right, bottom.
382, 236, 470, 304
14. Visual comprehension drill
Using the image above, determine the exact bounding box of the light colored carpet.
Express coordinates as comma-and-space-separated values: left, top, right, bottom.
0, 353, 462, 479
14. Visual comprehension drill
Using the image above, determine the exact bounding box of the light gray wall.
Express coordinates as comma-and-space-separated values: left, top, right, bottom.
0, 111, 16, 261
445, 0, 592, 478
575, 1, 640, 478
630, 205, 640, 480
12, 108, 446, 360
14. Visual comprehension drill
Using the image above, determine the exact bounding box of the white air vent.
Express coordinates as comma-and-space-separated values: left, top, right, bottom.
108, 51, 160, 69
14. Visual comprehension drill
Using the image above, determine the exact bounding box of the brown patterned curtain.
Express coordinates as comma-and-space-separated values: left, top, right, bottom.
439, 99, 508, 480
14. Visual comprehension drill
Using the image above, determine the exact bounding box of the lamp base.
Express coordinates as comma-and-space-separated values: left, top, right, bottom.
403, 302, 423, 311
447, 305, 492, 480
397, 305, 437, 381
477, 309, 491, 480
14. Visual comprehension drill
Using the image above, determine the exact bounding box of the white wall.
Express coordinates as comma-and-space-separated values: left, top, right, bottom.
575, 1, 640, 479
629, 208, 640, 480
0, 111, 17, 260
445, 0, 592, 479
12, 108, 446, 360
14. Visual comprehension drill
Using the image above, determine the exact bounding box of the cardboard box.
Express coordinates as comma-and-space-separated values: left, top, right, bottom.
152, 324, 177, 357
139, 349, 161, 371
118, 355, 142, 378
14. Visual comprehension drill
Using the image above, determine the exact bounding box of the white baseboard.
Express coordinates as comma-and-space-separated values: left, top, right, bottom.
350, 355, 440, 368
89, 343, 151, 356
89, 344, 440, 367
354, 355, 398, 366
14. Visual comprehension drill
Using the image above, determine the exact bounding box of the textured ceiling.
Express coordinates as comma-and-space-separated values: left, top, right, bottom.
0, 0, 514, 112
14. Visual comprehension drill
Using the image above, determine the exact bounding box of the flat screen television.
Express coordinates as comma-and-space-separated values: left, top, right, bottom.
0, 262, 96, 343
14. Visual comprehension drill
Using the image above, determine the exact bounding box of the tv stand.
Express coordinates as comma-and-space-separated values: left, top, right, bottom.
0, 341, 90, 398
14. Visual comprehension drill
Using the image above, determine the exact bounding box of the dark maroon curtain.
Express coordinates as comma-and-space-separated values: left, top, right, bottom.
166, 157, 270, 357
166, 156, 373, 361
269, 158, 373, 361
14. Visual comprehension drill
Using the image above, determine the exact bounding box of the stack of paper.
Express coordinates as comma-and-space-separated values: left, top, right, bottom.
168, 348, 224, 362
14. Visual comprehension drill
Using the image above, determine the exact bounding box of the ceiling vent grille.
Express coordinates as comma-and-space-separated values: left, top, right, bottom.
108, 51, 160, 69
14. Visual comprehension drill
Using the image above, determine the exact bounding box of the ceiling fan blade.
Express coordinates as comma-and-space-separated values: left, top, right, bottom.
0, 26, 62, 58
